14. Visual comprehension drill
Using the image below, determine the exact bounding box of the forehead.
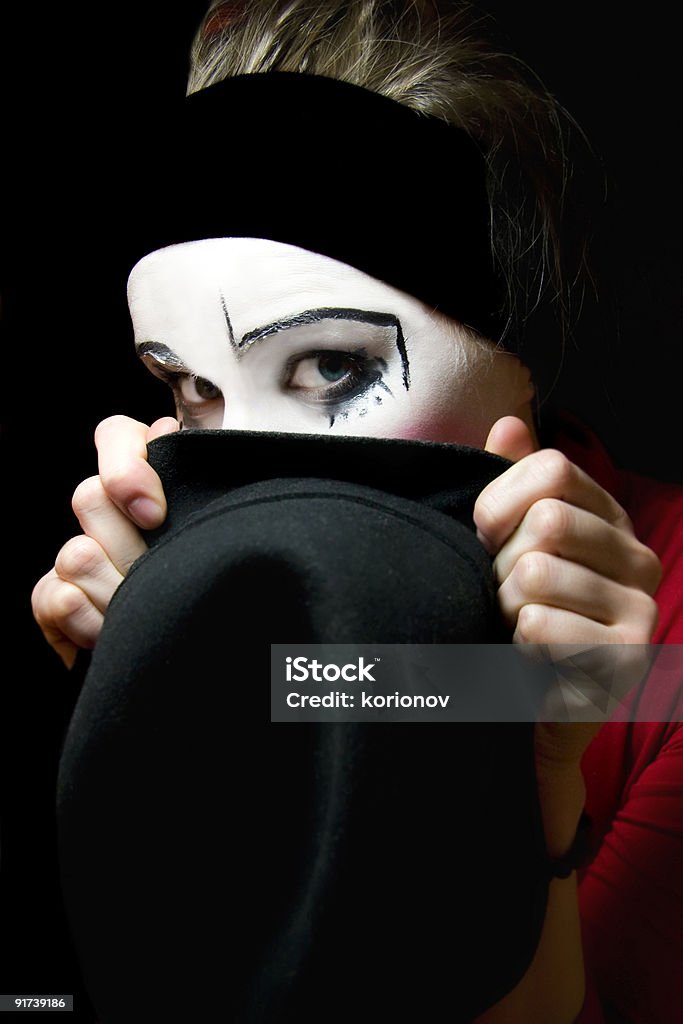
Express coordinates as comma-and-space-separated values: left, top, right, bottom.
127, 238, 423, 338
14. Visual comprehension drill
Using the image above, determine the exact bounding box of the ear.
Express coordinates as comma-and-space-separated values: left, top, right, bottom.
494, 360, 538, 458
515, 360, 536, 408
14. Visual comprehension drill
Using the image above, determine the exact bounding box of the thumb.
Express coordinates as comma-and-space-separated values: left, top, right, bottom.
484, 415, 537, 463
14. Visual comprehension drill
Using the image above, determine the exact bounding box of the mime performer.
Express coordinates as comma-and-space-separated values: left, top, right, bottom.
31, 3, 683, 1022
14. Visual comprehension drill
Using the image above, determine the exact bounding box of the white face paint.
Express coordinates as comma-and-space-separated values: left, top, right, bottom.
127, 238, 534, 448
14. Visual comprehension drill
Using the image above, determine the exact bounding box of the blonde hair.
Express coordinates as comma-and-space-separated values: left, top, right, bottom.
188, 0, 597, 392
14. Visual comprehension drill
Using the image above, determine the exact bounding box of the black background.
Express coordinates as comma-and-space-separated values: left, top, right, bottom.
1, 2, 681, 1018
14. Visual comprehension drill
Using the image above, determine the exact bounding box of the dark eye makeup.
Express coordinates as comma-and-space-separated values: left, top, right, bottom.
137, 342, 391, 429
284, 348, 387, 407
138, 346, 224, 428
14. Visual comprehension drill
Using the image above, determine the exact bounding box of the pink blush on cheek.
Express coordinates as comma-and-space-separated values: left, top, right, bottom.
390, 423, 444, 441
388, 414, 488, 448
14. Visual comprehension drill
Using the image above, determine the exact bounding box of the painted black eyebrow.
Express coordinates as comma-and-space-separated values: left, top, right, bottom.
219, 289, 237, 352
136, 341, 189, 371
240, 307, 410, 389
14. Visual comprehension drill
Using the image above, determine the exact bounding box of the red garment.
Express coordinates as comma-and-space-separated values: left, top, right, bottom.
547, 414, 683, 1023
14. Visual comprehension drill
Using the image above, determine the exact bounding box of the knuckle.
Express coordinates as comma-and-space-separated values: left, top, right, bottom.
515, 551, 553, 597
639, 592, 660, 636
30, 575, 51, 619
615, 505, 635, 534
473, 487, 504, 538
47, 581, 88, 625
72, 475, 106, 517
632, 543, 663, 592
55, 535, 103, 580
528, 497, 570, 543
99, 464, 137, 506
535, 448, 573, 489
621, 593, 660, 644
516, 603, 547, 643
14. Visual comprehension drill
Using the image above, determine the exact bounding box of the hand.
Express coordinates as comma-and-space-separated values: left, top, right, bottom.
472, 416, 663, 1024
474, 415, 663, 835
31, 415, 177, 668
475, 415, 662, 650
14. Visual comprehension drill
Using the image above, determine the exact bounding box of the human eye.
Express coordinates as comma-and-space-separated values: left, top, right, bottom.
284, 349, 385, 407
168, 372, 224, 429
137, 344, 224, 429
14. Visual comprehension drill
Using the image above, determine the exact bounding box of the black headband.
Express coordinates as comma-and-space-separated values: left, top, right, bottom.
125, 72, 506, 341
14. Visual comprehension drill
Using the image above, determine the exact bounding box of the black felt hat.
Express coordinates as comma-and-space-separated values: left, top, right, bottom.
57, 431, 548, 1023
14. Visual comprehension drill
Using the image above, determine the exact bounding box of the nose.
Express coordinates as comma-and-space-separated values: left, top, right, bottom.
219, 389, 297, 433
220, 401, 263, 432
217, 380, 315, 435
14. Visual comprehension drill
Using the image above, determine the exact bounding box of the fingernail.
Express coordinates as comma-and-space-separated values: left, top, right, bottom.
129, 497, 164, 529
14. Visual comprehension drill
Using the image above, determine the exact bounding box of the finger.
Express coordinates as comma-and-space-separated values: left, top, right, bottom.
513, 603, 616, 646
54, 535, 125, 613
498, 551, 659, 639
36, 620, 79, 669
31, 572, 79, 667
95, 415, 167, 529
517, 610, 653, 728
72, 476, 148, 576
32, 571, 105, 657
493, 499, 663, 595
484, 415, 537, 463
474, 448, 634, 555
147, 416, 180, 443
